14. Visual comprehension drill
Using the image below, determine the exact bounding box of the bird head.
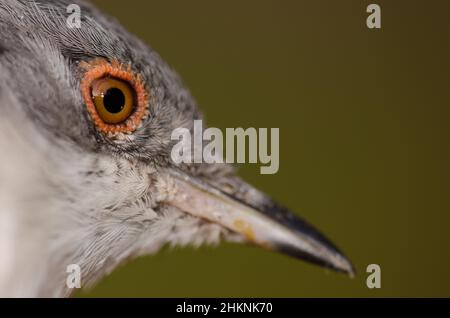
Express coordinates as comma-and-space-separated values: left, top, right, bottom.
0, 0, 353, 297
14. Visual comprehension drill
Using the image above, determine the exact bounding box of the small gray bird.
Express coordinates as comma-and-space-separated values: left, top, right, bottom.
0, 0, 353, 297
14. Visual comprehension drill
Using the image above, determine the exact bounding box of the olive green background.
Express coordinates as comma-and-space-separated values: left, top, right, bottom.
80, 0, 450, 297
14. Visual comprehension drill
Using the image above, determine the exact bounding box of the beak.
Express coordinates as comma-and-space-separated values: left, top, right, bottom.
163, 168, 355, 276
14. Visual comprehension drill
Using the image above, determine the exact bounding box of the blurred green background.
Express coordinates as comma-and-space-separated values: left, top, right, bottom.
81, 0, 450, 297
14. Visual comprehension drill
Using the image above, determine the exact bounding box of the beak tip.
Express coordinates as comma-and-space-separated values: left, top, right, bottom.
274, 240, 355, 277
324, 248, 356, 278
320, 249, 356, 278
336, 256, 356, 278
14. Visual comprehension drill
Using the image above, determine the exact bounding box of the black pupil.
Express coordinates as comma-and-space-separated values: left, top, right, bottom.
103, 87, 126, 113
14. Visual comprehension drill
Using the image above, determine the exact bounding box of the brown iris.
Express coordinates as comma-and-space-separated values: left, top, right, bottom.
91, 77, 135, 124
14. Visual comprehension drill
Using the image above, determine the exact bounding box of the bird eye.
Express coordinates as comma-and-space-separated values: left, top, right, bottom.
80, 59, 149, 134
91, 77, 135, 124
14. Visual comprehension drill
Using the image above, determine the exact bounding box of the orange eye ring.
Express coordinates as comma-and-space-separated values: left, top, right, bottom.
80, 58, 149, 134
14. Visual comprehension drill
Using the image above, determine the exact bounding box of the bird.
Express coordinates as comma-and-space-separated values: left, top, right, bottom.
0, 0, 354, 297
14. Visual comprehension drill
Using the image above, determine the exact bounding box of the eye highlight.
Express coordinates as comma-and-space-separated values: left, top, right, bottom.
80, 59, 149, 134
